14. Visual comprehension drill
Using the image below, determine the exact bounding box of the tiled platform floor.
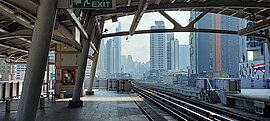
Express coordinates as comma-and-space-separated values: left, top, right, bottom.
0, 90, 148, 121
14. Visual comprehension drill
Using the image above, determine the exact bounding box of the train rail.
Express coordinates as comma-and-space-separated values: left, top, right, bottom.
132, 82, 257, 121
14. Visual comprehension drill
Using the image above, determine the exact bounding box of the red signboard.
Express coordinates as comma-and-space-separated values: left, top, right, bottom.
62, 69, 76, 85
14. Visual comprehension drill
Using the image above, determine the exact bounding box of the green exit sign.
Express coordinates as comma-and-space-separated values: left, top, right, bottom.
73, 0, 116, 9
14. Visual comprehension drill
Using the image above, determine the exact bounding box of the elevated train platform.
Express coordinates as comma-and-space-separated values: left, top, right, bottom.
0, 0, 270, 121
226, 89, 270, 117
0, 89, 175, 121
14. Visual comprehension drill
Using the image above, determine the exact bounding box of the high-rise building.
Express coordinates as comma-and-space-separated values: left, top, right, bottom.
150, 21, 167, 71
14, 52, 55, 80
16, 64, 26, 80
168, 39, 179, 70
179, 45, 190, 71
104, 22, 122, 75
190, 12, 245, 77
167, 33, 177, 70
0, 58, 16, 81
190, 12, 215, 75
105, 39, 113, 74
113, 22, 122, 73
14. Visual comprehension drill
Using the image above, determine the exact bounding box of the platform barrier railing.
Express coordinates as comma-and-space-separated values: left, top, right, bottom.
0, 80, 23, 101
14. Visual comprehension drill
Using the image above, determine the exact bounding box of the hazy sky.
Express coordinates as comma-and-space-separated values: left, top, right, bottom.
103, 11, 190, 63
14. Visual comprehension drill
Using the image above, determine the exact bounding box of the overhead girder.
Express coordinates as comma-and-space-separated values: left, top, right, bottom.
0, 2, 33, 29
238, 18, 270, 36
129, 0, 149, 36
0, 48, 11, 53
102, 8, 268, 40
101, 27, 267, 40
102, 28, 235, 37
186, 9, 211, 29
96, 0, 270, 17
64, 9, 89, 40
89, 16, 105, 52
0, 29, 82, 51
90, 41, 98, 54
127, 0, 132, 6
0, 0, 269, 52
0, 43, 28, 53
0, 0, 74, 41
1, 0, 37, 19
85, 11, 98, 53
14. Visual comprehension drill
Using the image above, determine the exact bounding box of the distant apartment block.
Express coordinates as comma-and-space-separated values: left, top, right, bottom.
179, 45, 190, 71
150, 21, 167, 71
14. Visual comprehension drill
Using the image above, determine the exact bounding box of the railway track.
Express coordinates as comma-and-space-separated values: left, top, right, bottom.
132, 82, 257, 121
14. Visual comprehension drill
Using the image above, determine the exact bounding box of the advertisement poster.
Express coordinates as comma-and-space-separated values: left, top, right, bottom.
62, 69, 76, 85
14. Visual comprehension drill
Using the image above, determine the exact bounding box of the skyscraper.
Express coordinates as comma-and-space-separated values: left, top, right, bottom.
179, 44, 190, 71
16, 64, 26, 80
190, 12, 245, 77
105, 39, 112, 74
113, 22, 122, 73
150, 21, 167, 71
104, 22, 122, 75
168, 39, 179, 70
0, 58, 16, 81
190, 12, 215, 75
167, 33, 174, 70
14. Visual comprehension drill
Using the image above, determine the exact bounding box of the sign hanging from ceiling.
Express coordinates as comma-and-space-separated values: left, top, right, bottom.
73, 0, 116, 9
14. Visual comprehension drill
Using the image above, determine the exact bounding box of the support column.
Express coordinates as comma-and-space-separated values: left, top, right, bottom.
69, 11, 95, 107
46, 57, 50, 100
267, 39, 270, 56
16, 0, 58, 121
86, 18, 105, 95
266, 32, 270, 55
86, 51, 99, 95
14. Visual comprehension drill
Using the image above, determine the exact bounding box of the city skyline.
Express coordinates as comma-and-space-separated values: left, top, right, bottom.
103, 11, 190, 63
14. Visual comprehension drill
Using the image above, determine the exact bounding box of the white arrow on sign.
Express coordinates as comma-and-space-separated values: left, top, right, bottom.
74, 0, 82, 5
84, 0, 91, 7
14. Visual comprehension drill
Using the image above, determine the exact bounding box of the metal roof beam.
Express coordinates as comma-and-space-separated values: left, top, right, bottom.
64, 9, 89, 40
148, 0, 270, 9
102, 28, 267, 40
129, 0, 149, 35
170, 0, 176, 4
90, 41, 98, 53
127, 0, 132, 6
158, 10, 183, 29
0, 29, 32, 40
0, 29, 82, 51
102, 28, 238, 38
96, 0, 270, 16
0, 43, 28, 53
0, 2, 33, 29
186, 9, 211, 29
1, 0, 73, 40
52, 34, 82, 52
238, 19, 270, 36
1, 0, 38, 19
155, 0, 161, 4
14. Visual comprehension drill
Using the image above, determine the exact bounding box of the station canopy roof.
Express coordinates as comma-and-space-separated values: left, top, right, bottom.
0, 0, 269, 61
